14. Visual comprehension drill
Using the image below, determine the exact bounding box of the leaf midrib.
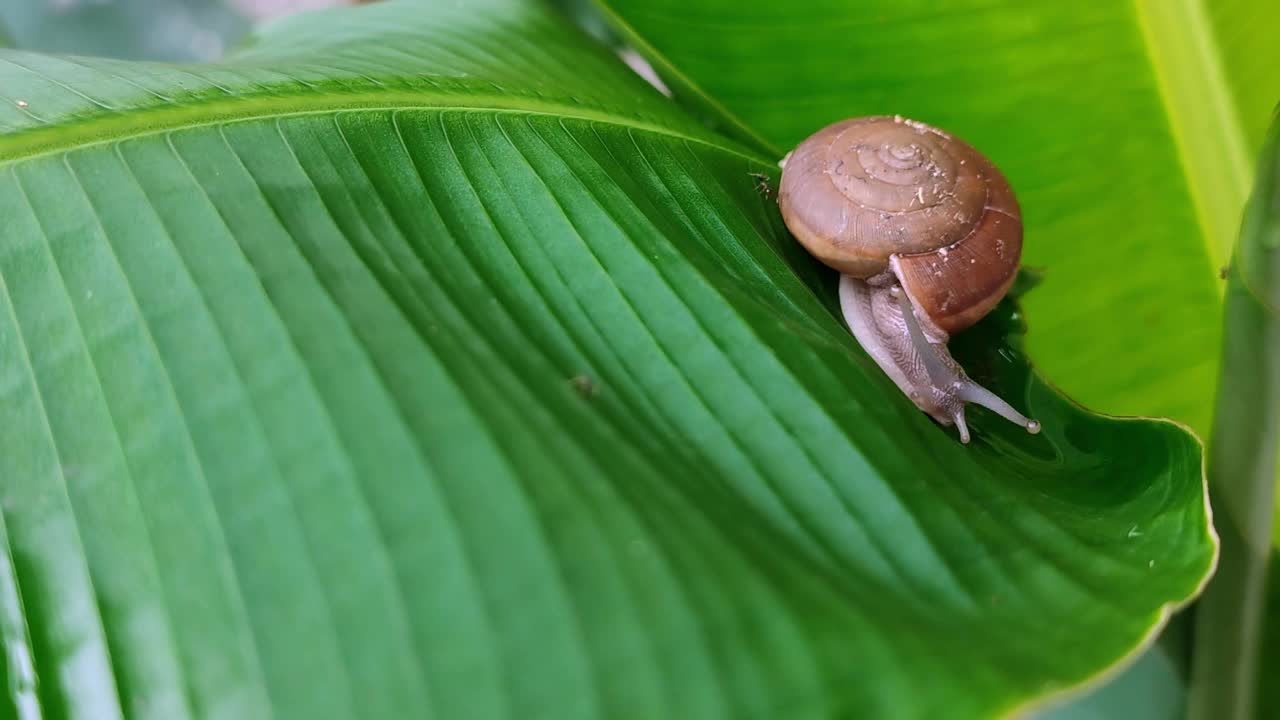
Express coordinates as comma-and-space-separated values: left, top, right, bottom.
0, 86, 774, 169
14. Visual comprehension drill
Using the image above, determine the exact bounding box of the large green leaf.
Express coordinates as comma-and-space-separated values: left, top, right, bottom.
0, 1, 1215, 718
588, 0, 1280, 436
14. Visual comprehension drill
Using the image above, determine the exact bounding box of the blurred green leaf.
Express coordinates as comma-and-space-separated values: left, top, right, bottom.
1138, 0, 1280, 275
0, 0, 250, 61
1257, 554, 1280, 719
1204, 1, 1280, 154
1188, 109, 1280, 720
0, 1, 1215, 718
1037, 607, 1195, 720
590, 0, 1280, 436
1037, 642, 1186, 720
549, 0, 620, 47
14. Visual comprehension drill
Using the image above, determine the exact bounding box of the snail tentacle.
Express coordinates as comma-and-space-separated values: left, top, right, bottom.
891, 279, 1037, 435
953, 411, 972, 444
956, 382, 1041, 436
839, 273, 1038, 444
889, 284, 955, 389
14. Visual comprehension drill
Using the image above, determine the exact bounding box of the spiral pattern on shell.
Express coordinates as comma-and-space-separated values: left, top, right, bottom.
777, 115, 1023, 335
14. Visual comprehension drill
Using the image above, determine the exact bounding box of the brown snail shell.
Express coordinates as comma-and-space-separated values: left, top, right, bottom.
776, 115, 1039, 443
777, 115, 1021, 337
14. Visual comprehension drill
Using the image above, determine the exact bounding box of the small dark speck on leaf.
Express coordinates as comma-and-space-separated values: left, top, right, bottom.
570, 374, 599, 399
1219, 265, 1229, 280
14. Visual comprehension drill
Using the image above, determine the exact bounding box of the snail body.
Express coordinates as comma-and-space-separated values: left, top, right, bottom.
778, 115, 1038, 443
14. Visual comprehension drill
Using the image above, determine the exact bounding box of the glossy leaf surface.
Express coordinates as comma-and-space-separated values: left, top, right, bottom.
0, 1, 1215, 718
591, 0, 1280, 436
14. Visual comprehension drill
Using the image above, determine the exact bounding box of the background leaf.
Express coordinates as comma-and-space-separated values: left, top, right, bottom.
1187, 109, 1280, 720
1039, 641, 1186, 720
0, 0, 351, 62
0, 0, 247, 61
0, 1, 1215, 718
588, 0, 1280, 436
1203, 1, 1280, 156
1257, 555, 1280, 718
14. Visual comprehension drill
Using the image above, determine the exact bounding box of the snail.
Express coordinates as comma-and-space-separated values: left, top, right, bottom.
777, 115, 1039, 443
